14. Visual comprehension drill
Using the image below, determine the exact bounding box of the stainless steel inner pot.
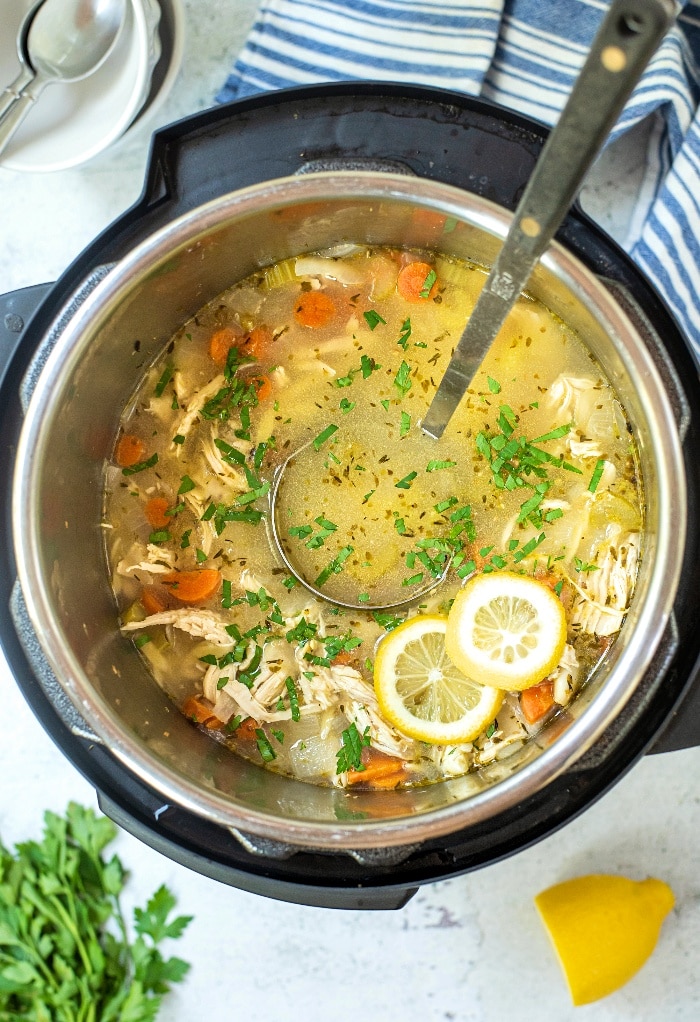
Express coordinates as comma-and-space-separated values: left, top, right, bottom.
12, 172, 686, 850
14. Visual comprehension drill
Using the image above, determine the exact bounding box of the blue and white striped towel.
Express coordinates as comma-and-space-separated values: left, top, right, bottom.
218, 0, 700, 355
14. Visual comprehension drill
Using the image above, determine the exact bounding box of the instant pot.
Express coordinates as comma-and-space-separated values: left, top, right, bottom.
2, 84, 700, 910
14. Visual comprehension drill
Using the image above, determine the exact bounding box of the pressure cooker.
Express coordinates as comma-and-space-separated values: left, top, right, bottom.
2, 84, 699, 910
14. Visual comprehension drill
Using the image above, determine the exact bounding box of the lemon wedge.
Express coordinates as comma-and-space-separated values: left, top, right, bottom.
373, 615, 503, 744
446, 572, 566, 691
535, 874, 675, 1005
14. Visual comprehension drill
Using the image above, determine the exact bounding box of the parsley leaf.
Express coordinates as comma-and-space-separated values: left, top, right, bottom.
336, 722, 371, 773
0, 804, 192, 1020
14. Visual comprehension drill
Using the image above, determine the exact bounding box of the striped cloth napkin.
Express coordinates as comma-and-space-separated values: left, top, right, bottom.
217, 0, 700, 355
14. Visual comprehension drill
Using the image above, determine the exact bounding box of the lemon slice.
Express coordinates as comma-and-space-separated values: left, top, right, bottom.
535, 874, 675, 1005
373, 615, 503, 744
446, 572, 566, 691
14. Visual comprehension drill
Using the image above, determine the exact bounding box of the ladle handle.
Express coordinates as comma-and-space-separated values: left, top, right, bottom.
421, 0, 677, 440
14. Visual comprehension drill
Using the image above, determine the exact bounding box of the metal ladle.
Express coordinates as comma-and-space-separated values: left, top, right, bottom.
269, 0, 676, 612
421, 0, 677, 440
0, 0, 126, 158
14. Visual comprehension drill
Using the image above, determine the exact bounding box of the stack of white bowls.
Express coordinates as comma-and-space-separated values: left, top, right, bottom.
0, 0, 185, 172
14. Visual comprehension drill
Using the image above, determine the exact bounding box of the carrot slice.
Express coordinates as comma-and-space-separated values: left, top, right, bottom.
208, 326, 243, 366
293, 291, 336, 328
182, 695, 224, 730
141, 586, 166, 615
115, 434, 146, 468
521, 679, 556, 724
250, 373, 272, 402
331, 650, 357, 667
162, 569, 221, 603
144, 496, 170, 529
347, 747, 408, 789
233, 717, 260, 741
396, 261, 438, 302
244, 324, 273, 360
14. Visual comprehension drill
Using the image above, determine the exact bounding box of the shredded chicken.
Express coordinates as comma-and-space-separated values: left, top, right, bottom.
569, 534, 640, 635
200, 428, 248, 491
173, 374, 225, 443
550, 643, 581, 706
121, 608, 234, 646
115, 543, 177, 582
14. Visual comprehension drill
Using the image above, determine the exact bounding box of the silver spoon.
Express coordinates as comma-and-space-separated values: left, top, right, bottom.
0, 0, 126, 159
0, 1, 45, 121
421, 0, 677, 440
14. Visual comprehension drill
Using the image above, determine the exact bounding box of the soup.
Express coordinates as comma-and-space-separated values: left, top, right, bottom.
104, 245, 642, 790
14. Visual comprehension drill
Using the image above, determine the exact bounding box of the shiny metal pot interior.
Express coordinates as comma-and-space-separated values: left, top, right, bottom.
12, 172, 686, 850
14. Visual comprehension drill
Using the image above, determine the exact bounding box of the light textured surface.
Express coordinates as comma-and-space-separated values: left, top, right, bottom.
1, 2, 699, 1019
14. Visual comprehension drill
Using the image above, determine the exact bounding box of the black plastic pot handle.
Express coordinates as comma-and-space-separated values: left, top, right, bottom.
0, 283, 53, 385
96, 791, 418, 910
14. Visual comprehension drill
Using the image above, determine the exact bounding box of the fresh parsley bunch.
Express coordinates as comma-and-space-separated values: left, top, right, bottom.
0, 802, 192, 1022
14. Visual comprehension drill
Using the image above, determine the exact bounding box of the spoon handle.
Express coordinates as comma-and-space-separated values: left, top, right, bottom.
0, 68, 36, 121
0, 80, 45, 160
421, 0, 676, 440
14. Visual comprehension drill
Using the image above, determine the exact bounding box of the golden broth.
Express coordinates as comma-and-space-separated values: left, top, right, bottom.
104, 246, 642, 789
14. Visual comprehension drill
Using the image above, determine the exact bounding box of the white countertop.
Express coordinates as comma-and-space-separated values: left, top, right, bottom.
1, 3, 699, 1019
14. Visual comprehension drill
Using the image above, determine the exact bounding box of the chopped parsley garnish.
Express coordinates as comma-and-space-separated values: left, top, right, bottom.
574, 557, 599, 573
290, 515, 337, 549
121, 452, 158, 476
221, 578, 233, 608
435, 496, 459, 513
203, 502, 265, 533
363, 310, 386, 330
485, 721, 497, 739
403, 572, 424, 587
253, 436, 275, 470
400, 411, 411, 437
315, 545, 354, 587
134, 633, 151, 648
419, 268, 437, 298
339, 397, 355, 414
285, 617, 318, 647
285, 676, 301, 722
393, 360, 413, 397
255, 729, 277, 762
180, 529, 191, 549
398, 318, 412, 350
487, 376, 501, 394
313, 423, 339, 450
214, 438, 245, 466
336, 722, 371, 774
361, 354, 380, 378
148, 529, 171, 544
172, 434, 186, 445
476, 404, 582, 526
154, 364, 173, 397
178, 474, 195, 494
372, 610, 405, 631
588, 458, 606, 493
195, 548, 207, 563
426, 459, 456, 472
395, 471, 417, 489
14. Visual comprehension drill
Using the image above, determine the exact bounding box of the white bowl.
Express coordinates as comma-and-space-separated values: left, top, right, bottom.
0, 0, 164, 172
127, 0, 185, 136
